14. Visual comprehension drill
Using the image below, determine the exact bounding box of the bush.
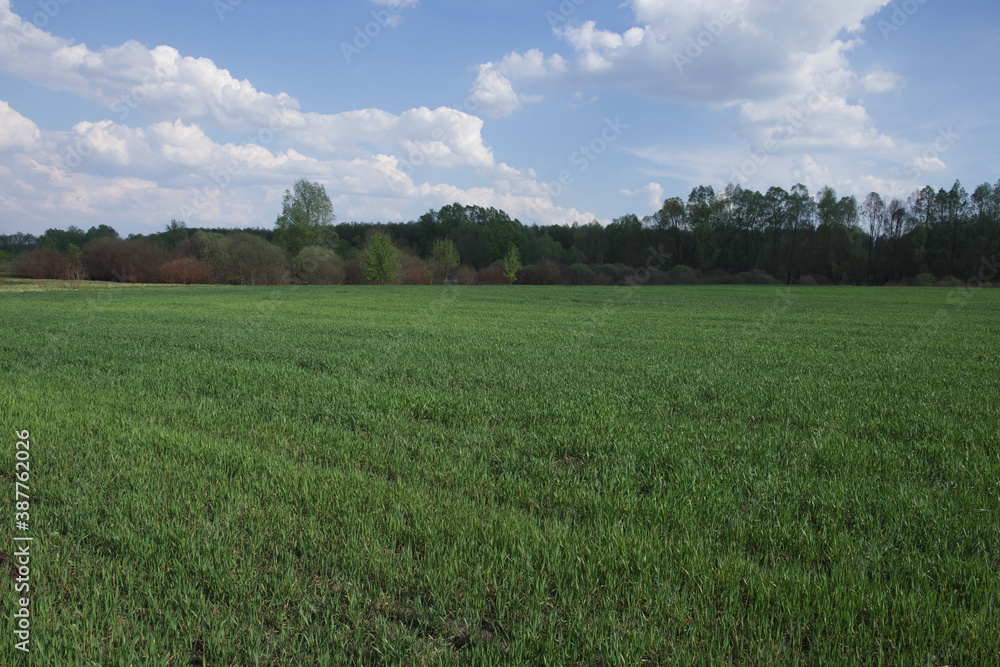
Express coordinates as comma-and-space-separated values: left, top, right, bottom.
750, 270, 779, 285
668, 265, 697, 285
594, 264, 624, 284
158, 258, 214, 285
936, 276, 964, 288
343, 256, 364, 285
644, 269, 670, 285
798, 275, 818, 286
293, 246, 344, 285
220, 233, 289, 285
594, 272, 615, 286
398, 254, 431, 285
535, 259, 562, 285
124, 240, 168, 283
475, 266, 507, 285
16, 250, 61, 280
14, 248, 70, 279
79, 238, 166, 283
82, 238, 131, 282
455, 266, 477, 285
564, 263, 595, 285
914, 273, 936, 287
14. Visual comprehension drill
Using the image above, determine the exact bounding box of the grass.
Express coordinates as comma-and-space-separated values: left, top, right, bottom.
1, 283, 998, 665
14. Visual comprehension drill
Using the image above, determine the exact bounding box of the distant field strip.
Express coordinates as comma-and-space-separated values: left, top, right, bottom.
1, 285, 998, 665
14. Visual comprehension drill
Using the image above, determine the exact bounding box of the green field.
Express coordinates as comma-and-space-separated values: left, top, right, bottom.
1, 283, 998, 665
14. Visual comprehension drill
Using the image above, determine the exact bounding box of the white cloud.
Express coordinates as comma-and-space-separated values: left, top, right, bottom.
479, 0, 899, 157
0, 100, 597, 233
860, 70, 904, 93
0, 2, 498, 171
469, 64, 523, 118
620, 182, 664, 211
0, 100, 40, 152
907, 155, 947, 173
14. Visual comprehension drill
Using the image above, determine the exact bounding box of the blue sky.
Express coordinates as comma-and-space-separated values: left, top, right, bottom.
0, 0, 997, 236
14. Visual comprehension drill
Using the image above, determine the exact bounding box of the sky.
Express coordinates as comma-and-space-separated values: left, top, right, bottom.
0, 0, 997, 237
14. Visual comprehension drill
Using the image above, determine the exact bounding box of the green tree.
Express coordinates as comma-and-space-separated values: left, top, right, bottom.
362, 232, 399, 284
293, 246, 344, 285
274, 179, 337, 255
428, 239, 460, 284
502, 245, 521, 284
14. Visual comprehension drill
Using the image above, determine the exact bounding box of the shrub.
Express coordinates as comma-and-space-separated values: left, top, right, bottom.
80, 238, 166, 283
14, 248, 70, 279
220, 233, 289, 285
798, 275, 818, 286
936, 276, 964, 288
668, 264, 697, 285
82, 238, 132, 282
564, 262, 595, 285
476, 266, 507, 285
343, 256, 365, 285
593, 264, 623, 284
914, 273, 936, 287
455, 266, 477, 285
535, 259, 562, 285
293, 246, 344, 285
399, 254, 431, 285
123, 240, 168, 283
158, 258, 214, 285
751, 270, 780, 285
594, 272, 615, 286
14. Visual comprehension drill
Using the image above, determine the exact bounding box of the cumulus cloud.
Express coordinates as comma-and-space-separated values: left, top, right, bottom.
0, 100, 40, 152
468, 64, 524, 118
478, 0, 899, 155
620, 182, 665, 211
0, 97, 596, 233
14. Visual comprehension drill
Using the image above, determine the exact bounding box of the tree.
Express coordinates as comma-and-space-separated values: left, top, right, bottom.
502, 245, 522, 284
428, 239, 460, 284
862, 192, 887, 284
274, 179, 337, 255
293, 246, 345, 285
362, 232, 399, 284
220, 233, 289, 285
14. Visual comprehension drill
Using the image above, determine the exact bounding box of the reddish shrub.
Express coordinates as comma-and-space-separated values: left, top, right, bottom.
82, 237, 167, 283
475, 266, 508, 285
398, 254, 431, 285
14, 249, 70, 279
343, 256, 365, 285
158, 258, 214, 284
535, 259, 562, 285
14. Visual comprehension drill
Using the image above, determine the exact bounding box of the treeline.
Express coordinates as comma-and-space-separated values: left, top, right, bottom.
2, 179, 998, 287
